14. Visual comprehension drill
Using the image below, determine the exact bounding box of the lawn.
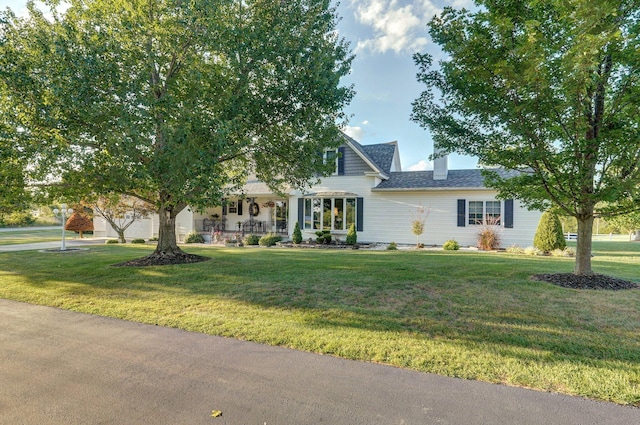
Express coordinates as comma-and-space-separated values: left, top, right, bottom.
1, 241, 639, 405
0, 228, 77, 245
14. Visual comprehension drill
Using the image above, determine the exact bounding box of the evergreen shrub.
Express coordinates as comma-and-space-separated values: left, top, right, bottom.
533, 211, 566, 253
292, 222, 303, 244
346, 223, 357, 245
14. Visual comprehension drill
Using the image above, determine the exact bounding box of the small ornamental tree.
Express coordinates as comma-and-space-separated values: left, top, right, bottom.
292, 221, 303, 244
346, 223, 357, 245
410, 205, 430, 247
534, 211, 567, 253
65, 211, 94, 238
93, 195, 155, 244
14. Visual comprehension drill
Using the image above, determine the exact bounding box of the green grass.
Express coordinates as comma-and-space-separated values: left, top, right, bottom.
0, 229, 77, 245
1, 241, 639, 405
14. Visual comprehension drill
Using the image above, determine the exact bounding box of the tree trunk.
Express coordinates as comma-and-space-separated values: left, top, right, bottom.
574, 215, 594, 275
117, 230, 126, 244
154, 204, 184, 257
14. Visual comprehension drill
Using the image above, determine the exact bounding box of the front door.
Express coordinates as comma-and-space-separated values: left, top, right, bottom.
273, 201, 288, 233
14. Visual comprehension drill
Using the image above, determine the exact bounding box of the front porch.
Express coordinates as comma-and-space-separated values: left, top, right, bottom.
193, 196, 289, 241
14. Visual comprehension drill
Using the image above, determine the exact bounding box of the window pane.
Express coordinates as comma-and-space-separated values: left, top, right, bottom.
323, 199, 332, 229
304, 199, 312, 230
486, 201, 501, 225
468, 201, 483, 225
346, 198, 356, 228
334, 198, 344, 230
325, 150, 338, 174
313, 199, 322, 230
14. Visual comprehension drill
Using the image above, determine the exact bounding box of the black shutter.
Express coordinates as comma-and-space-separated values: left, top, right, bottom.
356, 197, 364, 232
457, 199, 466, 227
298, 198, 304, 229
337, 147, 345, 175
222, 199, 227, 216
237, 200, 243, 215
504, 199, 514, 228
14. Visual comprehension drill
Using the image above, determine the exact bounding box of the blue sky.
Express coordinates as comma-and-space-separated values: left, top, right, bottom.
1, 0, 479, 170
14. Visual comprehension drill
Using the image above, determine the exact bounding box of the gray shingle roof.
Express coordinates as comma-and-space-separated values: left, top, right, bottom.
362, 143, 396, 174
373, 169, 521, 191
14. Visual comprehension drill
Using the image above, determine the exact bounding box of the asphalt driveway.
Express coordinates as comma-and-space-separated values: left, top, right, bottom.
1, 299, 637, 424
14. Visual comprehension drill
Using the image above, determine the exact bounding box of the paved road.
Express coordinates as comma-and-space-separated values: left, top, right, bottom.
1, 299, 638, 424
0, 234, 107, 252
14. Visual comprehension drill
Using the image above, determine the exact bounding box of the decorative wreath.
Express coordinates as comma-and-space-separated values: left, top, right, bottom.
249, 202, 260, 216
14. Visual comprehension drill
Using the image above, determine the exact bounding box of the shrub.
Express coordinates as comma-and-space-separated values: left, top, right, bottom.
443, 240, 459, 250
4, 211, 35, 227
292, 222, 303, 244
105, 239, 120, 244
534, 211, 567, 253
315, 230, 332, 244
346, 223, 357, 245
184, 231, 205, 244
476, 217, 501, 250
65, 211, 94, 238
131, 238, 146, 244
387, 241, 398, 250
524, 246, 543, 256
259, 233, 282, 247
506, 245, 525, 254
243, 234, 260, 246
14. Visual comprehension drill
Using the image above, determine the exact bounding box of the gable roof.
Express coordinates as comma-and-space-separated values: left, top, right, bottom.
362, 143, 397, 175
340, 132, 399, 178
372, 169, 521, 191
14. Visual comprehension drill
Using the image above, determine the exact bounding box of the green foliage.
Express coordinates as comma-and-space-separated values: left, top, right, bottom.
387, 242, 398, 250
315, 230, 332, 244
184, 232, 205, 244
412, 0, 640, 274
346, 223, 357, 245
1, 0, 354, 257
292, 222, 303, 244
534, 211, 567, 253
259, 233, 282, 247
1, 211, 36, 227
105, 239, 120, 244
243, 234, 260, 246
130, 239, 146, 244
442, 240, 459, 250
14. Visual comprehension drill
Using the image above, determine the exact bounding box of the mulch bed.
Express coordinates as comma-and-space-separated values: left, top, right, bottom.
113, 252, 211, 267
531, 273, 640, 290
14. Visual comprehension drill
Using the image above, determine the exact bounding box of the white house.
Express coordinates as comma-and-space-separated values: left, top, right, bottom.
94, 134, 542, 247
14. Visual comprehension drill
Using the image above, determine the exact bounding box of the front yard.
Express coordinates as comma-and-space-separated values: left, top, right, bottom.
0, 241, 639, 405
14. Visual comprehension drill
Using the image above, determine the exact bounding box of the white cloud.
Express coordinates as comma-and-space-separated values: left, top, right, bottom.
343, 125, 365, 141
350, 0, 440, 54
406, 159, 432, 171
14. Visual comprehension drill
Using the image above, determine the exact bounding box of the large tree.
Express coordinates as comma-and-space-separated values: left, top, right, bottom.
1, 0, 353, 263
412, 0, 640, 275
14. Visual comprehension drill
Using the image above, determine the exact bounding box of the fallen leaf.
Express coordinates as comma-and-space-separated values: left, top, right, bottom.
211, 410, 223, 418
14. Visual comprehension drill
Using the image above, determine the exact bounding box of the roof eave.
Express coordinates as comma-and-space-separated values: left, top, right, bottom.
371, 186, 493, 192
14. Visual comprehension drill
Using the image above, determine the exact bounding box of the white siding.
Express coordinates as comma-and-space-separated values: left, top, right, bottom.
93, 208, 192, 241
365, 191, 540, 247
289, 175, 541, 248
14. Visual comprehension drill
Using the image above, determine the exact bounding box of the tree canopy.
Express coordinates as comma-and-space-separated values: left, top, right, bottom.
412, 0, 640, 275
1, 0, 353, 263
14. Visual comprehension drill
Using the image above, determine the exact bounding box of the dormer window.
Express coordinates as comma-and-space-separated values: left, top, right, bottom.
324, 149, 339, 175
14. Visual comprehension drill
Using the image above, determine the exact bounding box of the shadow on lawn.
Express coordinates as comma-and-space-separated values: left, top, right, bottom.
4, 245, 640, 371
